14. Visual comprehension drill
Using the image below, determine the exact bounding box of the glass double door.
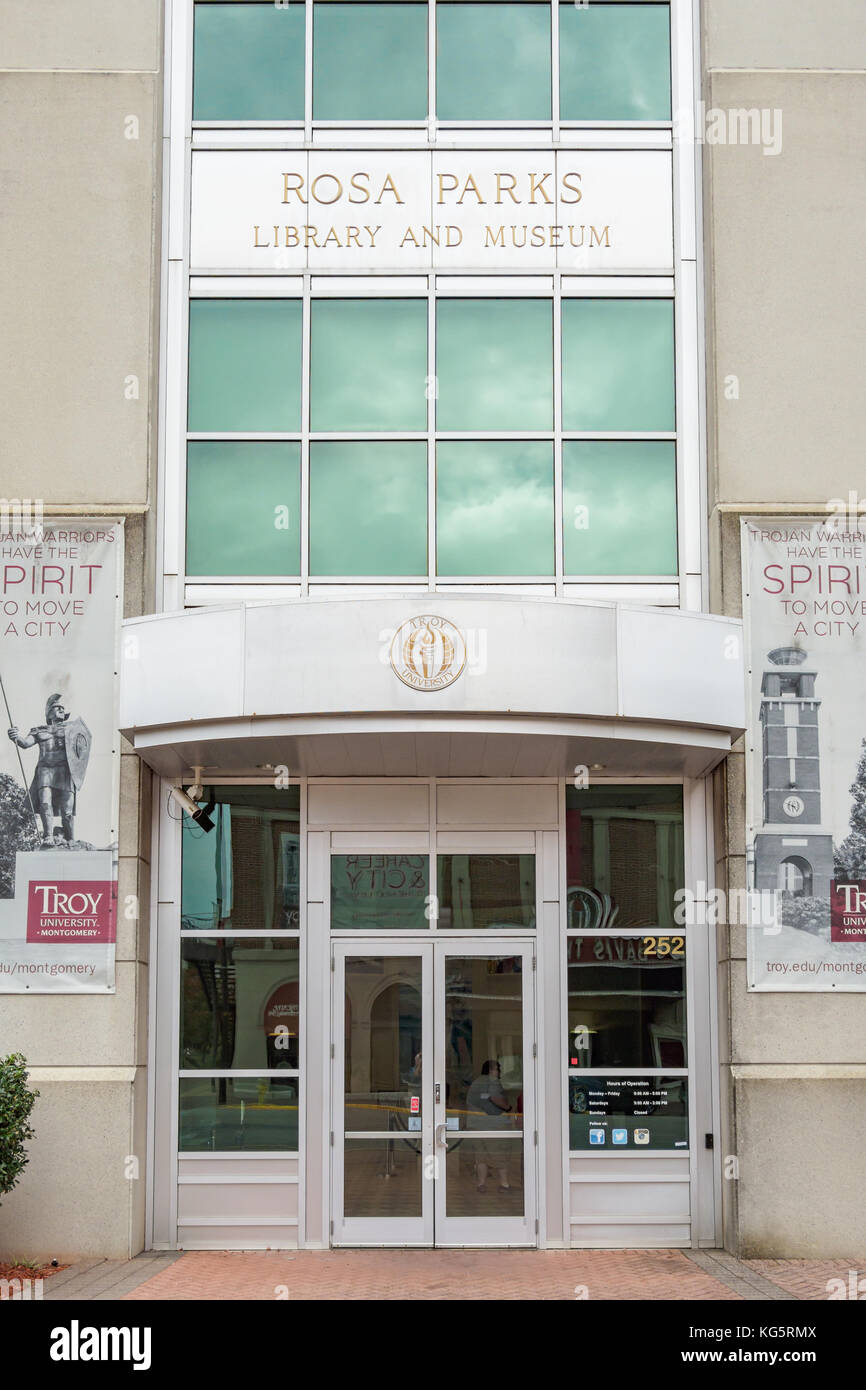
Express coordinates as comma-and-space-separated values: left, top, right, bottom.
332, 941, 536, 1246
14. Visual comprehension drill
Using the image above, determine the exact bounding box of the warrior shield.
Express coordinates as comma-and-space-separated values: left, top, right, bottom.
64, 717, 92, 790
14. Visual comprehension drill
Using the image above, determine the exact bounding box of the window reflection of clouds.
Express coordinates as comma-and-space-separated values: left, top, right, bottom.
193, 3, 305, 120
311, 300, 427, 432
189, 300, 302, 433
193, 1, 671, 125
437, 442, 554, 576
562, 300, 675, 432
309, 441, 428, 575
186, 442, 301, 577
562, 441, 676, 576
559, 4, 671, 122
437, 3, 552, 121
313, 4, 428, 120
436, 300, 553, 432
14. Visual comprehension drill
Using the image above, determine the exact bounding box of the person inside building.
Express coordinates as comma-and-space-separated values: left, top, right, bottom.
466, 1059, 513, 1193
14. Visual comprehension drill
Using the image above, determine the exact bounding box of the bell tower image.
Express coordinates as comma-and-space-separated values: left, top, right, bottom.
753, 646, 835, 901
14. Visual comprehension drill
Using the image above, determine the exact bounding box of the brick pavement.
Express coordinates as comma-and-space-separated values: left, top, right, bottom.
120, 1248, 742, 1301
746, 1259, 866, 1301
34, 1248, 862, 1302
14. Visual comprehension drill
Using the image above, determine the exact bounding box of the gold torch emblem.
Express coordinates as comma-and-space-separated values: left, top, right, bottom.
390, 616, 466, 691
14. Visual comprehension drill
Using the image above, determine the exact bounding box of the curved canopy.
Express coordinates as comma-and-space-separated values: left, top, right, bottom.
120, 594, 745, 779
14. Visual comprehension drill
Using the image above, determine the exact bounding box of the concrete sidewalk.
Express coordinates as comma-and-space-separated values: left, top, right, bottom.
35, 1248, 862, 1301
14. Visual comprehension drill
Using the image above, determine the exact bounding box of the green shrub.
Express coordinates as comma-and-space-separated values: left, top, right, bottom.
0, 1054, 39, 1203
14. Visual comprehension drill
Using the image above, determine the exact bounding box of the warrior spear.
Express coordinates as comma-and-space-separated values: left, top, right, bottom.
0, 671, 39, 820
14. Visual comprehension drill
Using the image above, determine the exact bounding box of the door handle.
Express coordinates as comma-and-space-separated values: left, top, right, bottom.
435, 1122, 449, 1150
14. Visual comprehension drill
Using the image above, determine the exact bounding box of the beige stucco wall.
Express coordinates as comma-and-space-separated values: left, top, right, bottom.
704, 0, 866, 71
704, 0, 866, 1255
0, 0, 162, 506
0, 1, 160, 1261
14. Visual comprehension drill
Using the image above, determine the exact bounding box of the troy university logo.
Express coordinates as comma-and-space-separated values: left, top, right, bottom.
390, 615, 466, 692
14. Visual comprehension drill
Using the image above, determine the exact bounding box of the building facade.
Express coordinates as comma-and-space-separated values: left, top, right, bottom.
0, 0, 863, 1261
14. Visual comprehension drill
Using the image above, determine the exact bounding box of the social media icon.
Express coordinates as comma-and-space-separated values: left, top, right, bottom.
633, 1128, 650, 1146
589, 1128, 606, 1145
612, 1128, 628, 1145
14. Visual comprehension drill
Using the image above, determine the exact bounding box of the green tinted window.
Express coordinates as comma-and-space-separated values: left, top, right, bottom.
567, 936, 686, 1068
437, 855, 536, 929
186, 442, 300, 576
562, 299, 675, 431
188, 300, 302, 432
193, 3, 305, 121
313, 4, 428, 120
182, 938, 301, 1069
310, 299, 427, 432
180, 1076, 299, 1151
436, 300, 553, 431
565, 783, 684, 929
309, 441, 427, 575
331, 855, 430, 929
437, 3, 551, 120
563, 441, 676, 575
436, 442, 554, 576
181, 787, 301, 931
559, 3, 671, 121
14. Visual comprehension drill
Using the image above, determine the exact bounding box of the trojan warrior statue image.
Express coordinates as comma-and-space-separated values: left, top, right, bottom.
7, 693, 92, 847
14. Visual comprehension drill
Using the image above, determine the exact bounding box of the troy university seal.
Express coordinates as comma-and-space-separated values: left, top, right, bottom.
389, 615, 466, 692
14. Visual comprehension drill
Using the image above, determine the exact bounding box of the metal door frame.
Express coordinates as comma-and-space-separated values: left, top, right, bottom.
331, 936, 537, 1247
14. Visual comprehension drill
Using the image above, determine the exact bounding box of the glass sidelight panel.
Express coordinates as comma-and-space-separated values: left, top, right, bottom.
565, 785, 684, 930
181, 937, 300, 1069
179, 1076, 299, 1151
343, 955, 423, 1131
181, 787, 301, 931
437, 855, 536, 930
568, 1074, 688, 1151
566, 933, 686, 1069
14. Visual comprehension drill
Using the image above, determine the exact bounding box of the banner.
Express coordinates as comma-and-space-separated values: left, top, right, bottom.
0, 519, 122, 992
743, 516, 866, 990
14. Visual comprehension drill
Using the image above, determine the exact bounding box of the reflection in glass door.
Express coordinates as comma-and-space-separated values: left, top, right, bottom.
332, 942, 535, 1247
435, 948, 535, 1246
334, 948, 433, 1245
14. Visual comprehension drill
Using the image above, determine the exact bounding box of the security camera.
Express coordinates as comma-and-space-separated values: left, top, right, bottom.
171, 785, 216, 832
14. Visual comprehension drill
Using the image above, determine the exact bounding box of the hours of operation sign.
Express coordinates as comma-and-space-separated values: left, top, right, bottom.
190, 149, 674, 271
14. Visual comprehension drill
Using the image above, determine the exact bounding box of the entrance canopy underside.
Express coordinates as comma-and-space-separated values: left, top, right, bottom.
120, 593, 746, 780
